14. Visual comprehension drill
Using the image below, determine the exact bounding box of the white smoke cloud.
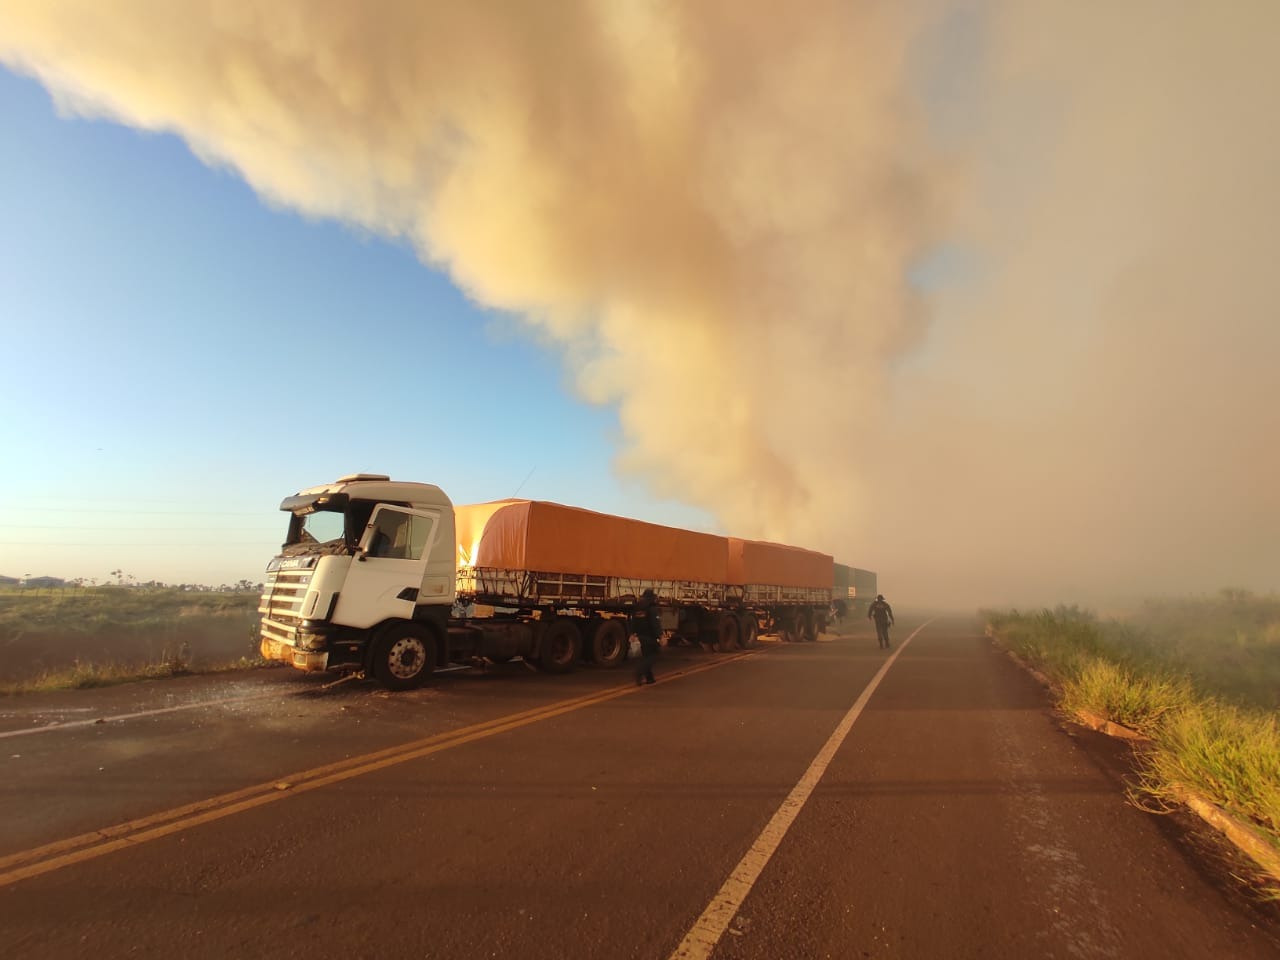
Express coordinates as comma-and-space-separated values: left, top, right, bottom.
2, 0, 1276, 606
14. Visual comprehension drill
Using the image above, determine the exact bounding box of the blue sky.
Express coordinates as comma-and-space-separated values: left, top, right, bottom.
0, 67, 713, 586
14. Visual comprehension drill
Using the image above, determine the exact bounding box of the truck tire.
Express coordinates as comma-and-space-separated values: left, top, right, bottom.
715, 615, 739, 652
800, 609, 817, 642
739, 616, 758, 648
371, 622, 437, 690
536, 619, 581, 674
589, 619, 628, 667
777, 614, 797, 643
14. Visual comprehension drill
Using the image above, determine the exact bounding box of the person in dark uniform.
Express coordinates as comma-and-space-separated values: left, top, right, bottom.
633, 588, 662, 685
867, 594, 895, 649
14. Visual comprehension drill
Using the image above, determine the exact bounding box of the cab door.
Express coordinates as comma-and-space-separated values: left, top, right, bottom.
332, 505, 441, 630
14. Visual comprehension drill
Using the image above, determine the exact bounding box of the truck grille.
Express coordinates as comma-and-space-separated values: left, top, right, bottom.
259, 567, 314, 643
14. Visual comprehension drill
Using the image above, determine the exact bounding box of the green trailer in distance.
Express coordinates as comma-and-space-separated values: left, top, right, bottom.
851, 568, 878, 615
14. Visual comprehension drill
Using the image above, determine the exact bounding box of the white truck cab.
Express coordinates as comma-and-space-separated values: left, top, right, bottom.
259, 474, 456, 682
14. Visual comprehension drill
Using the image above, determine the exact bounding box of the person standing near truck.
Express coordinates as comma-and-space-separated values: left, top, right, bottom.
867, 594, 895, 649
633, 588, 661, 685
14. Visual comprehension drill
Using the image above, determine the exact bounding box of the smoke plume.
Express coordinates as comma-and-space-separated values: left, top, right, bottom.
2, 1, 1276, 605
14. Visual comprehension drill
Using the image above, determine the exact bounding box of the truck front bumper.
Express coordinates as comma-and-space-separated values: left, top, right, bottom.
260, 636, 330, 673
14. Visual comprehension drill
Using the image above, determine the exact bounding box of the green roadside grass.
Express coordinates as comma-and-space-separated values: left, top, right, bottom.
983, 595, 1280, 883
0, 654, 276, 695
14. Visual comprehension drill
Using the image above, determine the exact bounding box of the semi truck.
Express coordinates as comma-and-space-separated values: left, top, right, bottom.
257, 474, 840, 689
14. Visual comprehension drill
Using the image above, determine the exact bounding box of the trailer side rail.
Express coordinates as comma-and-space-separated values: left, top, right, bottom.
456, 567, 726, 607
736, 583, 832, 605
457, 568, 831, 609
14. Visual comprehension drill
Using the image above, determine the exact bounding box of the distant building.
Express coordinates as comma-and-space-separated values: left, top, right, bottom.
0, 575, 19, 586
23, 576, 67, 589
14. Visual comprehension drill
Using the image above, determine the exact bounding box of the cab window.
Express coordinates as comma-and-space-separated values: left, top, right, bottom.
366, 509, 434, 560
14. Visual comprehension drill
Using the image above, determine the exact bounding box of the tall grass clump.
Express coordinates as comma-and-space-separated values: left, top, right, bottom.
982, 605, 1104, 685
1139, 701, 1280, 840
1059, 659, 1193, 736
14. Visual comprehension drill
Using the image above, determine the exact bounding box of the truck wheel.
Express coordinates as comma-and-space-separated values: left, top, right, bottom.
715, 615, 739, 652
777, 615, 797, 643
739, 617, 758, 648
372, 623, 437, 690
537, 619, 581, 674
800, 609, 817, 642
590, 619, 628, 667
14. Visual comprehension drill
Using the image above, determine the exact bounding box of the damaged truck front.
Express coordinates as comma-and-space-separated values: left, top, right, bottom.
258, 474, 458, 685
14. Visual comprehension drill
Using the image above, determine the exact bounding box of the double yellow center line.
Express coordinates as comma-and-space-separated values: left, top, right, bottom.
0, 652, 753, 888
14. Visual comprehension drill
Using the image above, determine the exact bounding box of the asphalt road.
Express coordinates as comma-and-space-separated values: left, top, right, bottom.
2, 617, 1277, 959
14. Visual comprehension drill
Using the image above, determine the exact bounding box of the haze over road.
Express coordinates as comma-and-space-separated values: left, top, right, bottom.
2, 620, 1277, 959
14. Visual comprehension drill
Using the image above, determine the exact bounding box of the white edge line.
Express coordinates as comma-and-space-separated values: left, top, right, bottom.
669, 619, 935, 960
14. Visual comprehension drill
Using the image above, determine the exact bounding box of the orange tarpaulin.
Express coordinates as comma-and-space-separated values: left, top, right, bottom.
455, 499, 730, 585
727, 538, 834, 590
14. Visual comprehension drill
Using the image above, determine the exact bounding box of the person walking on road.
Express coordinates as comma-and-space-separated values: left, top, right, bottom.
868, 594, 895, 649
633, 588, 662, 685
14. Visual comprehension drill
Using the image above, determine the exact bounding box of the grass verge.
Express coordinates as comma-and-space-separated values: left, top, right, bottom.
0, 654, 273, 695
983, 600, 1280, 885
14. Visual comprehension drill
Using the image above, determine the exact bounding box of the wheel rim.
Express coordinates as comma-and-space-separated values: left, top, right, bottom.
387, 636, 427, 679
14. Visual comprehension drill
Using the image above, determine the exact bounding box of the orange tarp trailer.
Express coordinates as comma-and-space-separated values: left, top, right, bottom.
727, 538, 834, 590
455, 499, 730, 585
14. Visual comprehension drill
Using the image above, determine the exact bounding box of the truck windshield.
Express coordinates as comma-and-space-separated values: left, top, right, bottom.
280, 499, 380, 557
283, 508, 348, 556
296, 511, 345, 545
